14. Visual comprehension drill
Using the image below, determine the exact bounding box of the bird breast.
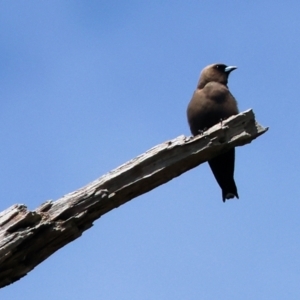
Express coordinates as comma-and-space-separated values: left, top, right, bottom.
202, 82, 229, 103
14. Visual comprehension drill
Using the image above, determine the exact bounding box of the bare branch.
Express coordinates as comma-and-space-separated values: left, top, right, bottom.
0, 109, 268, 288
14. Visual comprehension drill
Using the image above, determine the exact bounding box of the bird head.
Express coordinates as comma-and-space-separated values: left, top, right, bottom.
197, 63, 237, 89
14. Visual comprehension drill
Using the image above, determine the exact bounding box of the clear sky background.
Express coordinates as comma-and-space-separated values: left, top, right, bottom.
0, 1, 299, 299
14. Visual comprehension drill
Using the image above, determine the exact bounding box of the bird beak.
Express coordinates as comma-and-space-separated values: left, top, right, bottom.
224, 66, 237, 73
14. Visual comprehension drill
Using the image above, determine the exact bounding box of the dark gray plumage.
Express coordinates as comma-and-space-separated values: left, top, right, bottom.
187, 63, 239, 202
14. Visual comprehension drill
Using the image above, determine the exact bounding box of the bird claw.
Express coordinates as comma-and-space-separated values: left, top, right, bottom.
219, 118, 223, 127
198, 128, 207, 135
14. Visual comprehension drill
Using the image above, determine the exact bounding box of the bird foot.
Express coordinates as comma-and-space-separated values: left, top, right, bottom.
198, 128, 207, 135
219, 118, 223, 127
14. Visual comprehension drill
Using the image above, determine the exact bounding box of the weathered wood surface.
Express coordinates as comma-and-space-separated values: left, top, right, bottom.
0, 109, 268, 288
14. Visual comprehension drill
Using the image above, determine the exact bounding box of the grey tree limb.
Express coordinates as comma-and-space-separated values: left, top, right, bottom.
0, 109, 268, 288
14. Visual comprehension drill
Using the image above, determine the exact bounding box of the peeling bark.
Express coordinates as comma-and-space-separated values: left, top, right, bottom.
0, 109, 268, 288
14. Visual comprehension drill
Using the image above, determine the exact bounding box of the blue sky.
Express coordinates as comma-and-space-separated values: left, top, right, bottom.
1, 1, 299, 299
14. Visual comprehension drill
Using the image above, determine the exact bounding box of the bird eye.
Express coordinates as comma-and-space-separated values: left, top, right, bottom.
215, 64, 225, 71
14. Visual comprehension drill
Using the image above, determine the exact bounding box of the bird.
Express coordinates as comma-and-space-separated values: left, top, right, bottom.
187, 63, 239, 202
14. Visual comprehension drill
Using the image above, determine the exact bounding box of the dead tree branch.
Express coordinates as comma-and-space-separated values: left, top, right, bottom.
0, 109, 268, 288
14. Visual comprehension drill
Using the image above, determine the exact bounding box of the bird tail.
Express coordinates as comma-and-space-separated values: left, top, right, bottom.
222, 187, 239, 202
208, 149, 239, 202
